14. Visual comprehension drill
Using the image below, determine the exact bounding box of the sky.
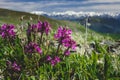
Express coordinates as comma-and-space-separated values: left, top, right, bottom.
0, 0, 120, 13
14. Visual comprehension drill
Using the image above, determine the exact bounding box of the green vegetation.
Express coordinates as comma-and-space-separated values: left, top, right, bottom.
0, 8, 120, 80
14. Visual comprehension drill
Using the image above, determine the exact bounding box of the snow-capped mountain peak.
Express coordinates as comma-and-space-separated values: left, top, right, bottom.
31, 11, 120, 20
31, 11, 119, 17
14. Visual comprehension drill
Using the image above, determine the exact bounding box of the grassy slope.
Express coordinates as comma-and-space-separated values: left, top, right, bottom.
0, 8, 60, 27
0, 8, 83, 30
0, 8, 115, 42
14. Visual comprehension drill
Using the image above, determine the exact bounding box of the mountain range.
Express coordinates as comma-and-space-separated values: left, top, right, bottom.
31, 11, 120, 34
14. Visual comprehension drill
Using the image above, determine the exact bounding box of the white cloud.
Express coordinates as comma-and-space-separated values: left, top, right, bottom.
87, 0, 120, 2
0, 0, 120, 13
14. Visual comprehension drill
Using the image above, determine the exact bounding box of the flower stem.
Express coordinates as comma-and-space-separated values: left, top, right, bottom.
56, 43, 61, 54
8, 38, 15, 50
40, 32, 43, 44
33, 33, 36, 42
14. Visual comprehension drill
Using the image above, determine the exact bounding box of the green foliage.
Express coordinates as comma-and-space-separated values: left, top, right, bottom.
0, 8, 120, 80
0, 38, 120, 79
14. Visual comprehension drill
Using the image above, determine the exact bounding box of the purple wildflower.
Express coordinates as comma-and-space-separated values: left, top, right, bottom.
54, 26, 77, 56
54, 26, 72, 42
34, 44, 42, 54
37, 21, 51, 35
27, 24, 37, 36
12, 61, 21, 71
54, 56, 60, 63
47, 56, 52, 61
24, 42, 42, 54
0, 24, 16, 39
54, 26, 76, 46
64, 50, 70, 56
27, 21, 51, 35
30, 24, 37, 33
37, 21, 42, 31
24, 42, 36, 53
50, 60, 56, 66
35, 46, 42, 54
62, 38, 76, 50
6, 61, 20, 72
47, 56, 60, 66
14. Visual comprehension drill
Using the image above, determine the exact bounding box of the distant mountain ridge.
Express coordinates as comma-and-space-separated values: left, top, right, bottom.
31, 11, 120, 19
31, 11, 120, 34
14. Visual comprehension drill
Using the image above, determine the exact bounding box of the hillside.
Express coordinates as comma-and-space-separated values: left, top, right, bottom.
0, 8, 60, 28
77, 17, 120, 33
0, 8, 119, 40
0, 8, 84, 31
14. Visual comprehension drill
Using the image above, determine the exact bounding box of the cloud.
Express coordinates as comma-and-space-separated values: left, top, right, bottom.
0, 0, 120, 13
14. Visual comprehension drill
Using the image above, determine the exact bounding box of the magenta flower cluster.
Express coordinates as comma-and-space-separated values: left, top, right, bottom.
47, 56, 60, 66
27, 21, 51, 35
62, 38, 76, 50
7, 61, 20, 71
24, 42, 42, 54
64, 50, 70, 56
37, 21, 51, 35
54, 26, 72, 43
27, 24, 37, 34
0, 24, 16, 39
54, 26, 76, 56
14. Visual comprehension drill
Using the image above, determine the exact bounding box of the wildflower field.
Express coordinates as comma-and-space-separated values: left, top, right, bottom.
0, 9, 120, 80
